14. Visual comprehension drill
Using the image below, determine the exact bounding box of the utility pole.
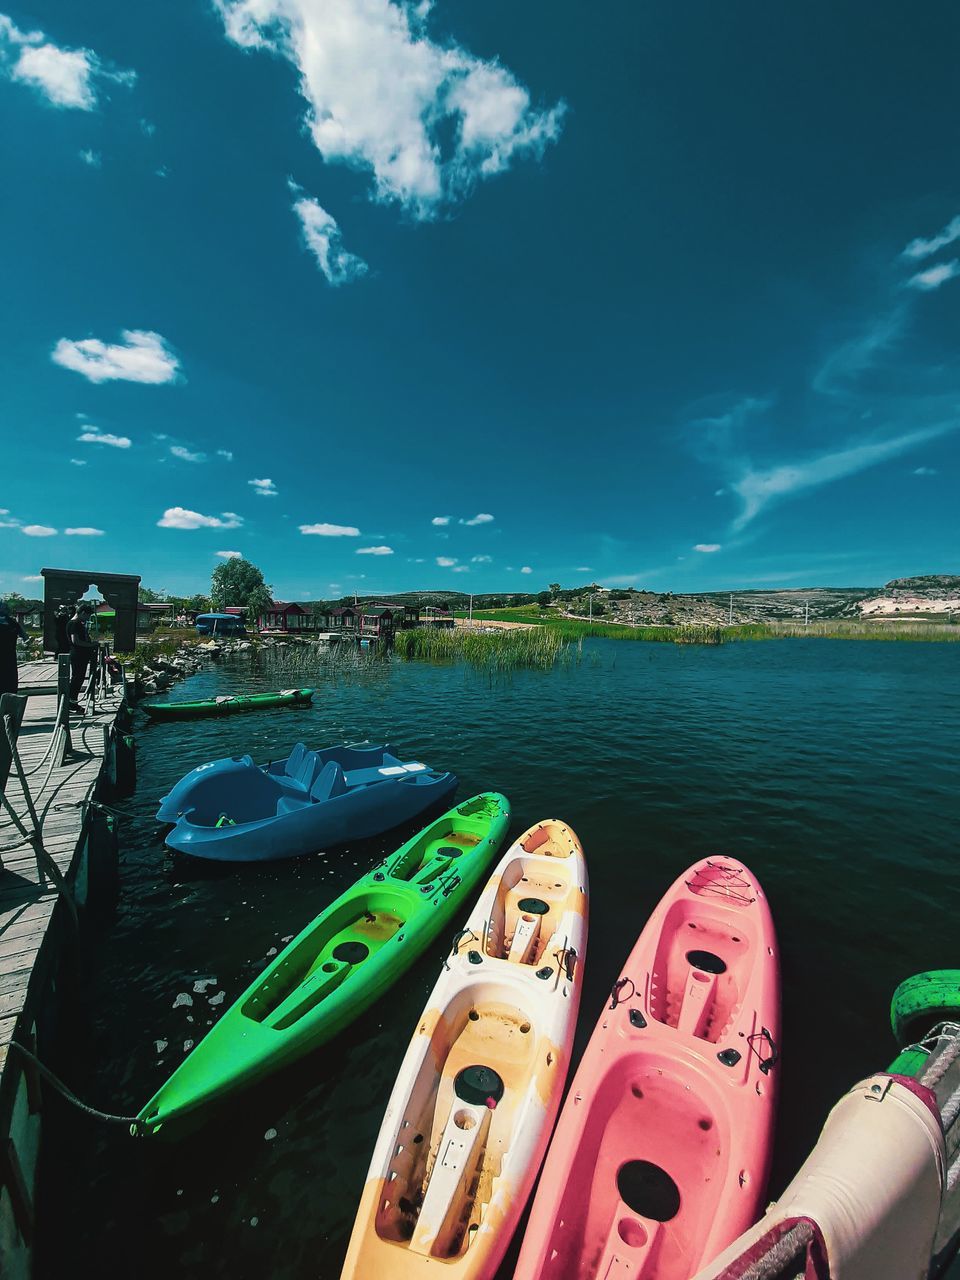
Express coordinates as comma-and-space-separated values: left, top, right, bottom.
805, 600, 809, 627
468, 593, 473, 622
728, 593, 733, 625
589, 593, 593, 622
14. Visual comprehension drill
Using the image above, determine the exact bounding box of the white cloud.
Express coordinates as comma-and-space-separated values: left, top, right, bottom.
248, 477, 278, 497
328, 582, 341, 592
436, 556, 457, 567
0, 518, 21, 528
22, 524, 57, 537
215, 0, 564, 218
902, 215, 960, 261
217, 449, 233, 461
69, 458, 87, 466
471, 554, 492, 563
22, 574, 42, 582
431, 516, 450, 526
216, 549, 242, 558
461, 512, 494, 526
65, 526, 104, 536
289, 183, 368, 285
77, 430, 131, 449
913, 466, 937, 476
171, 445, 205, 463
520, 565, 532, 574
157, 507, 243, 530
452, 565, 469, 573
731, 425, 956, 530
299, 522, 360, 536
575, 566, 592, 572
694, 543, 721, 553
356, 545, 394, 555
53, 330, 180, 384
79, 148, 101, 167
0, 14, 135, 111
907, 260, 960, 292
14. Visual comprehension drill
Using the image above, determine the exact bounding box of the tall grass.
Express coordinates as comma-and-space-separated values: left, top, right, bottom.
458, 609, 960, 644
394, 625, 566, 669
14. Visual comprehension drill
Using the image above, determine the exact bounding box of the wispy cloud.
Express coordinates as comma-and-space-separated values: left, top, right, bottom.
21, 524, 57, 536
65, 526, 104, 536
79, 148, 101, 167
77, 430, 131, 449
69, 458, 87, 466
157, 507, 242, 530
217, 449, 233, 461
216, 549, 241, 558
520, 566, 533, 574
731, 425, 955, 531
53, 330, 180, 384
248, 477, 277, 497
0, 13, 136, 110
812, 309, 905, 397
356, 545, 393, 555
913, 466, 937, 476
299, 522, 360, 536
693, 543, 721, 553
216, 0, 564, 218
471, 554, 492, 563
907, 260, 960, 292
575, 566, 592, 573
436, 556, 457, 568
171, 444, 205, 463
461, 512, 494, 526
452, 565, 469, 573
289, 182, 368, 286
902, 214, 960, 261
431, 516, 450, 526
22, 574, 42, 582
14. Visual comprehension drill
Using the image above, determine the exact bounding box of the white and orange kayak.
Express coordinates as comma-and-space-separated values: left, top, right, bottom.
340, 819, 588, 1279
514, 856, 780, 1280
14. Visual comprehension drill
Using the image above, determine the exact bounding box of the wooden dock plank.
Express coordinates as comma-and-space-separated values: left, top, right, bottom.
1, 661, 124, 1088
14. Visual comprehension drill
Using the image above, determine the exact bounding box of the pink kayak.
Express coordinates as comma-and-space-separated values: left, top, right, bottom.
514, 857, 780, 1280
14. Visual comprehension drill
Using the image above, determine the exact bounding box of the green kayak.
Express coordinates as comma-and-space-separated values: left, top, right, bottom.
142, 688, 314, 720
888, 969, 960, 1074
135, 792, 511, 1137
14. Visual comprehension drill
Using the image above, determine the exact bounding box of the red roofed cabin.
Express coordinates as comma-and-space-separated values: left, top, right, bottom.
258, 601, 313, 634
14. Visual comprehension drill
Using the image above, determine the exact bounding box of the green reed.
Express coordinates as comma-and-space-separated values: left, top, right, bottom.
393, 625, 566, 669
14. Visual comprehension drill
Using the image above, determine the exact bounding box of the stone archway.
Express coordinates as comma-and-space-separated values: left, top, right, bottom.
40, 568, 142, 653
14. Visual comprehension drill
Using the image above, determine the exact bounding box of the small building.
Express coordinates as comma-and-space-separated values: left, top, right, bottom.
359, 606, 397, 640
258, 600, 312, 633
95, 602, 172, 633
326, 606, 357, 633
422, 605, 454, 629
371, 601, 420, 628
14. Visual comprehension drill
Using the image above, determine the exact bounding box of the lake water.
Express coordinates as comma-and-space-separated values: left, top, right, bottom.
36, 638, 960, 1278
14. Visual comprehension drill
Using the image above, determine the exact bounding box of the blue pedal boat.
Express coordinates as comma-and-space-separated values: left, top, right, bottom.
157, 742, 458, 862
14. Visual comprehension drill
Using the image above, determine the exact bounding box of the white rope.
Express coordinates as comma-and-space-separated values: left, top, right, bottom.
922, 1031, 960, 1088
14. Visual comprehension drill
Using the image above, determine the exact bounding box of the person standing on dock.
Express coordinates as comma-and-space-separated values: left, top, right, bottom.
0, 599, 28, 694
67, 602, 99, 712
54, 604, 71, 656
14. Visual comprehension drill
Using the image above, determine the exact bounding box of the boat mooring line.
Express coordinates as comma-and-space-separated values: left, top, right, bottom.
8, 1041, 143, 1132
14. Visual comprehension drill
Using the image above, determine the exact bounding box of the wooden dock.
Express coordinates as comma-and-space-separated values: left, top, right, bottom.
0, 658, 129, 1272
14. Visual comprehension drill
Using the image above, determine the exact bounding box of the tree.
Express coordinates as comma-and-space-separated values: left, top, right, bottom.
537, 591, 552, 606
210, 558, 273, 621
549, 582, 561, 597
139, 585, 165, 603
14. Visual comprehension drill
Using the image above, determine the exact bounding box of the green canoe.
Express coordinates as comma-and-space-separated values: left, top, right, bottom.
135, 792, 511, 1137
142, 687, 314, 720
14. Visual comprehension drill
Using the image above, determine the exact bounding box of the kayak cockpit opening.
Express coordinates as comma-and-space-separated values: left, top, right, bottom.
482, 857, 579, 966
649, 901, 756, 1043
374, 987, 537, 1258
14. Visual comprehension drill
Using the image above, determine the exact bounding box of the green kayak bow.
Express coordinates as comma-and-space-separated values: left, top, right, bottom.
142, 688, 314, 720
135, 792, 511, 1137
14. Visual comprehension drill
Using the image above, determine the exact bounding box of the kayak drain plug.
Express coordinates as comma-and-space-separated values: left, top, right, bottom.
454, 1065, 504, 1107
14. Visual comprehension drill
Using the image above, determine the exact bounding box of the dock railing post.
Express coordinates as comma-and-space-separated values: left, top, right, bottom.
57, 654, 72, 758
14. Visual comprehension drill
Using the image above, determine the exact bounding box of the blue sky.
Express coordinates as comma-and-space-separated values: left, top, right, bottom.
1, 1, 958, 600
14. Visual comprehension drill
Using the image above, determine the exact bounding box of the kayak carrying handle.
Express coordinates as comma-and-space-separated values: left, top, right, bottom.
563, 946, 578, 982
748, 1027, 779, 1074
610, 977, 635, 1009
445, 927, 477, 969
